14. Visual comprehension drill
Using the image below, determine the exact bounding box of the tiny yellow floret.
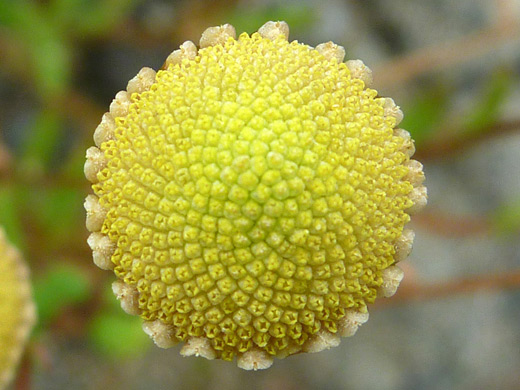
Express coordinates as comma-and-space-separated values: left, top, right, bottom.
86, 21, 426, 369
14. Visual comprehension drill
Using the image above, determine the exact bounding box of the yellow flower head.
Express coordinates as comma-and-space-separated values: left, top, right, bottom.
0, 229, 36, 388
85, 21, 426, 369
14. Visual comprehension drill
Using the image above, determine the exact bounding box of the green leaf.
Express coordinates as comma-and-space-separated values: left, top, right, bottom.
225, 3, 315, 35
19, 110, 64, 177
33, 263, 91, 325
400, 86, 449, 146
61, 145, 89, 182
0, 185, 26, 250
89, 313, 150, 360
31, 37, 71, 99
29, 186, 84, 247
0, 0, 41, 30
0, 0, 71, 98
492, 197, 520, 235
462, 69, 513, 134
101, 280, 124, 312
49, 0, 140, 38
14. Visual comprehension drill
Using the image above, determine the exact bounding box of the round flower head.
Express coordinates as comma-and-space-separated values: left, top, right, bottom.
85, 21, 426, 370
0, 228, 36, 388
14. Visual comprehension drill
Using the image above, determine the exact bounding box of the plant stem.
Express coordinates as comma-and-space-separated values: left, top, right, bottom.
413, 209, 491, 237
378, 269, 520, 306
14, 353, 31, 390
373, 22, 520, 88
415, 119, 520, 161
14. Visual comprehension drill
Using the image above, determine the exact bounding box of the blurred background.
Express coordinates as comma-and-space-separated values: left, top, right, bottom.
1, 0, 520, 389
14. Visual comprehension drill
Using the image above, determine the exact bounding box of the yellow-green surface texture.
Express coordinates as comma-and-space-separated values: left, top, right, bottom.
0, 229, 35, 389
88, 26, 425, 366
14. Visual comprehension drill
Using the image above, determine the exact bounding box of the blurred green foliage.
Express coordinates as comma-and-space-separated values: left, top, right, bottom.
225, 3, 314, 35
402, 69, 514, 148
49, 0, 139, 38
88, 284, 150, 359
20, 110, 64, 176
30, 187, 84, 247
33, 263, 91, 327
401, 85, 449, 146
0, 186, 26, 249
493, 196, 520, 235
89, 313, 151, 359
463, 69, 514, 134
0, 0, 141, 100
0, 0, 70, 99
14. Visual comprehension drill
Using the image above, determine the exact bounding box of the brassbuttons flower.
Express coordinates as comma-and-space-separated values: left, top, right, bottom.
0, 228, 36, 388
85, 21, 426, 370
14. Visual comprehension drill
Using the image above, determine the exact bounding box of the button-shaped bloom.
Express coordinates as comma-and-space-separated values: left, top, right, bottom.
85, 21, 426, 370
0, 229, 36, 389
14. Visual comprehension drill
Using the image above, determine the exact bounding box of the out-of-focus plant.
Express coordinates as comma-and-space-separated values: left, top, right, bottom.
88, 283, 150, 360
0, 227, 36, 390
0, 0, 141, 101
32, 263, 91, 328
